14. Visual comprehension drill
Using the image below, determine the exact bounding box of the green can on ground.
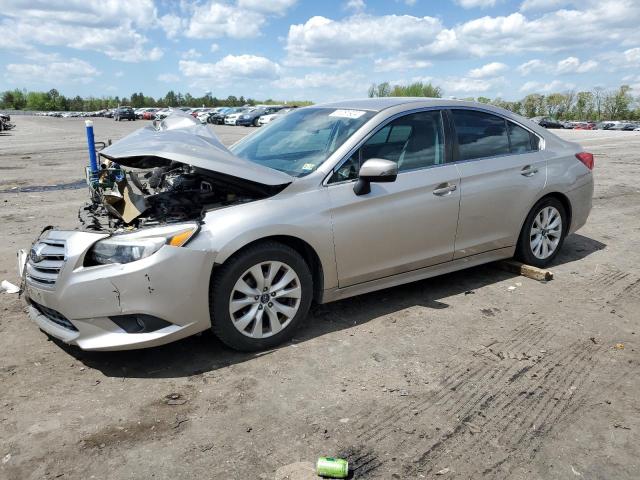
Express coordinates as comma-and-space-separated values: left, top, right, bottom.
316, 457, 349, 478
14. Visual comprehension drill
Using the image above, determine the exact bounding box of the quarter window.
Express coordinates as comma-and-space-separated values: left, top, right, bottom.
507, 121, 540, 153
451, 110, 509, 161
329, 110, 445, 182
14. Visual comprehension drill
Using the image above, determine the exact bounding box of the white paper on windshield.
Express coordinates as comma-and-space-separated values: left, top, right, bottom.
329, 109, 367, 119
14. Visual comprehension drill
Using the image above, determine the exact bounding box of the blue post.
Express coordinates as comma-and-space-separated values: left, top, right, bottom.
85, 120, 98, 177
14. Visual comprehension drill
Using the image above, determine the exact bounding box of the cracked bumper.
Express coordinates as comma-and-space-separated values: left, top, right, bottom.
21, 230, 216, 351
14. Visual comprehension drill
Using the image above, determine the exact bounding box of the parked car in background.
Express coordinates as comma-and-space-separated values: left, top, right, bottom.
573, 122, 596, 130
237, 106, 284, 127
609, 122, 637, 131
19, 99, 594, 352
224, 107, 251, 125
258, 108, 293, 126
114, 106, 136, 121
531, 116, 563, 129
208, 107, 234, 124
142, 108, 160, 120
560, 121, 574, 129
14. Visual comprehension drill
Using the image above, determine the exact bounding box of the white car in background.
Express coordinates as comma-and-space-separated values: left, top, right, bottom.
225, 108, 251, 126
258, 108, 293, 126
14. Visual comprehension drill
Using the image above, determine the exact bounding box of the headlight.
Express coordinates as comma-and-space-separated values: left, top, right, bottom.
87, 223, 198, 265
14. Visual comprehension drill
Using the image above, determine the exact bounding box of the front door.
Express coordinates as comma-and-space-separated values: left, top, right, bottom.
327, 110, 461, 288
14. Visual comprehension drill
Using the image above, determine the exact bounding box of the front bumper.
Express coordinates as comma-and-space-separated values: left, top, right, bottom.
20, 230, 216, 351
236, 119, 253, 126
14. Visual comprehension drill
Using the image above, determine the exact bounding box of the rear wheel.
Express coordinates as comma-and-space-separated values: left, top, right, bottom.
253, 117, 260, 127
515, 197, 567, 268
210, 242, 313, 351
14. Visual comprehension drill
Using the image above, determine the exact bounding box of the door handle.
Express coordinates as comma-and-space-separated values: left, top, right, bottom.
521, 165, 539, 177
433, 183, 457, 196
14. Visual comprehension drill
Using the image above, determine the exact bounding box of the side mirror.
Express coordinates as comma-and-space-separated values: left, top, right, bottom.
354, 158, 398, 196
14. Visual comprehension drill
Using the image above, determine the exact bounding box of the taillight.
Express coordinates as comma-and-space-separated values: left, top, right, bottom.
576, 152, 594, 170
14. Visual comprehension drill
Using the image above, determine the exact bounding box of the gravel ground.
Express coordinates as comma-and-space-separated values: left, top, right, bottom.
0, 116, 638, 480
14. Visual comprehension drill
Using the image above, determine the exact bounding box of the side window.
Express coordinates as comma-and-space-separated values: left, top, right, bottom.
507, 121, 540, 153
451, 110, 509, 161
329, 111, 445, 183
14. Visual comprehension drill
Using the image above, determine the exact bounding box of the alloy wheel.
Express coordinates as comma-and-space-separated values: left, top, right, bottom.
229, 261, 302, 338
529, 206, 562, 259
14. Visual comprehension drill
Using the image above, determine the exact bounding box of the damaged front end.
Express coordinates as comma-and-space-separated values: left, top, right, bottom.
20, 112, 293, 350
78, 112, 292, 233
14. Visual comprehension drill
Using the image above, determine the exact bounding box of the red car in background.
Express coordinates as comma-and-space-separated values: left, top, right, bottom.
573, 122, 596, 130
142, 108, 159, 120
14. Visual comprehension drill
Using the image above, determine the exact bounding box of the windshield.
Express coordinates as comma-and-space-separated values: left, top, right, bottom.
230, 107, 375, 176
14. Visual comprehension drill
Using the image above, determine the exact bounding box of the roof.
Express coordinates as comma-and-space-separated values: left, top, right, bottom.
314, 97, 485, 113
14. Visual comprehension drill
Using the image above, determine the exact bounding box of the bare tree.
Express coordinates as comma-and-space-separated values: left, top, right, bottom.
592, 86, 605, 121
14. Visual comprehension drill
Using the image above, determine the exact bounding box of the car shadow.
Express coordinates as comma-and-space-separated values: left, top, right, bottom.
58, 232, 606, 379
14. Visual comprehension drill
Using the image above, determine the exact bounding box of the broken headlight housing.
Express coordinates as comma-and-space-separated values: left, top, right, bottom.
87, 223, 198, 265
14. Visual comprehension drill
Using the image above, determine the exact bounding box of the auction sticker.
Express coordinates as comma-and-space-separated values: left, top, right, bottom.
329, 109, 367, 119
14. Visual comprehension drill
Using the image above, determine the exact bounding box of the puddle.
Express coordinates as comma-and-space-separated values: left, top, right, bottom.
0, 179, 86, 194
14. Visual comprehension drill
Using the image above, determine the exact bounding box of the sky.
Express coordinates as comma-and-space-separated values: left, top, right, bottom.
0, 0, 639, 103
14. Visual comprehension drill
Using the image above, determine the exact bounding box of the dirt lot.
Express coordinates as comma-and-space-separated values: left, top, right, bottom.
1, 116, 638, 479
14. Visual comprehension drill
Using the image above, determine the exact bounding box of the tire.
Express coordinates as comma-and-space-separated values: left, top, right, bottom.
515, 197, 567, 268
253, 118, 260, 127
210, 242, 313, 351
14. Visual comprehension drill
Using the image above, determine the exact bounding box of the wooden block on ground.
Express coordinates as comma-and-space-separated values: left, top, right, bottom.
497, 260, 553, 281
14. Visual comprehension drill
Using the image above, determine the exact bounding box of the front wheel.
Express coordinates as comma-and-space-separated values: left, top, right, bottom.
515, 197, 567, 268
210, 242, 313, 351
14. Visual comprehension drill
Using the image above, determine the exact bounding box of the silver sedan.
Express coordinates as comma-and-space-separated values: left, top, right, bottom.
19, 98, 594, 351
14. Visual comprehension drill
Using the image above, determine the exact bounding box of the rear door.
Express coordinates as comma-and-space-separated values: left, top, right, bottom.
451, 109, 547, 258
327, 110, 461, 287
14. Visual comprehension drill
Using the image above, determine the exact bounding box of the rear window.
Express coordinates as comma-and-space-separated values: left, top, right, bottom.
451, 110, 509, 161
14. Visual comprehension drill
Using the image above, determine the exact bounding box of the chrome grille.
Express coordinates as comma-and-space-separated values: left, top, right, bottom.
26, 238, 66, 288
31, 301, 78, 331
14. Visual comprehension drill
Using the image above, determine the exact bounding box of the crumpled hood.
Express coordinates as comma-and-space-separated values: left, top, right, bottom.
100, 111, 292, 186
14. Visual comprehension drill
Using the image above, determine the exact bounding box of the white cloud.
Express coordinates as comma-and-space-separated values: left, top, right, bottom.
468, 62, 508, 78
181, 48, 202, 60
556, 56, 598, 73
186, 2, 265, 39
519, 79, 575, 92
159, 14, 184, 39
183, 0, 297, 39
285, 2, 640, 66
441, 76, 504, 93
455, 0, 498, 8
518, 56, 598, 75
519, 0, 576, 11
374, 58, 432, 72
158, 73, 181, 83
114, 71, 124, 78
0, 0, 163, 62
210, 43, 220, 52
179, 55, 281, 88
345, 0, 366, 12
275, 71, 364, 90
5, 58, 99, 85
285, 14, 443, 66
237, 0, 297, 15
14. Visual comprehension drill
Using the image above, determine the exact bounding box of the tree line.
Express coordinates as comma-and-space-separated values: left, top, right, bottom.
368, 82, 639, 121
0, 88, 313, 112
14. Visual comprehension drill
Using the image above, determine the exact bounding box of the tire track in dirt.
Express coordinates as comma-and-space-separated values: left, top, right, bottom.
341, 317, 566, 477
399, 341, 603, 478
355, 318, 552, 445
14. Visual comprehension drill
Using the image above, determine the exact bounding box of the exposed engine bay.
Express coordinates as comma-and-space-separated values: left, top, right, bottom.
78, 161, 265, 233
